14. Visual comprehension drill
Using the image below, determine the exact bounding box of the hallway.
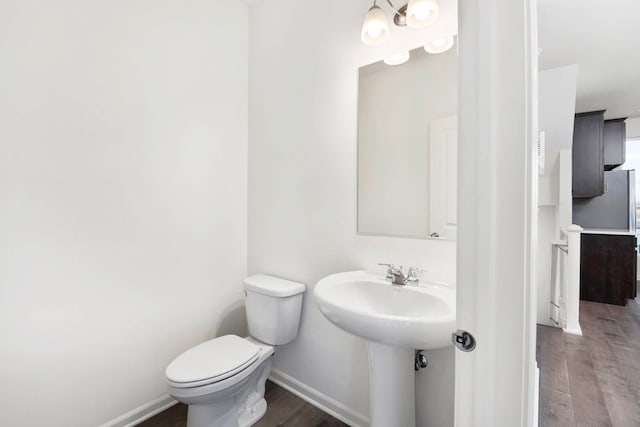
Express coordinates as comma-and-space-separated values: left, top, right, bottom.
538, 300, 640, 426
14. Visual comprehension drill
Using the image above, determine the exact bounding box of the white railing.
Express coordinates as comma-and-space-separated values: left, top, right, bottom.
549, 238, 566, 326
549, 224, 583, 335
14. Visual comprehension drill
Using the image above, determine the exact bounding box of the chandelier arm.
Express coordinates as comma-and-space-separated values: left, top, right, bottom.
384, 0, 404, 16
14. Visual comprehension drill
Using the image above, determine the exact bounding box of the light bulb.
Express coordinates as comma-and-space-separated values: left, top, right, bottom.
384, 51, 410, 66
413, 5, 431, 21
361, 5, 390, 45
424, 35, 455, 54
406, 0, 439, 28
367, 26, 382, 39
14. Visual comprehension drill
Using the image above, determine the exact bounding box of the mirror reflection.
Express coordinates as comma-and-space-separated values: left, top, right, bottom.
357, 43, 458, 239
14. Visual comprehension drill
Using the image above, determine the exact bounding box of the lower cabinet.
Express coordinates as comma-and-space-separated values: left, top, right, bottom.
580, 233, 637, 306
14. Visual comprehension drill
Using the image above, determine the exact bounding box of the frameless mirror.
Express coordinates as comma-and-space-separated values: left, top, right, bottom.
357, 43, 458, 239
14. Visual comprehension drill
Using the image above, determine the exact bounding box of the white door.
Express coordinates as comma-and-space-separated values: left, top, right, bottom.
454, 0, 538, 426
430, 116, 458, 239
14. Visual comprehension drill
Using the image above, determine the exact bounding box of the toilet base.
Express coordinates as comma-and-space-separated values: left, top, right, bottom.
237, 397, 267, 427
179, 355, 273, 427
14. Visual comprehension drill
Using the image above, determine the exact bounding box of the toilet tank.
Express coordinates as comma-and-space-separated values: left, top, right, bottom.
244, 274, 306, 345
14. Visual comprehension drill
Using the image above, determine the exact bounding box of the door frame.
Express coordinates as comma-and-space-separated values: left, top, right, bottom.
455, 0, 538, 426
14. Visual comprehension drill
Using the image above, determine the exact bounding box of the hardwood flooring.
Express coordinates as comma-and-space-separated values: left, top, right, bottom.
143, 299, 640, 427
137, 380, 347, 427
538, 299, 640, 426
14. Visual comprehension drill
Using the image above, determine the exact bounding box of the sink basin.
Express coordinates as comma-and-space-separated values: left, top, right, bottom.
314, 270, 457, 426
314, 270, 455, 349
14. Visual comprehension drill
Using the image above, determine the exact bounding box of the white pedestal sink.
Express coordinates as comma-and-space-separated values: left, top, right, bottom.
314, 271, 456, 427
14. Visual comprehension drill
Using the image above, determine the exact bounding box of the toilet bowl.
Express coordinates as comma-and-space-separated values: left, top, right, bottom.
165, 274, 305, 427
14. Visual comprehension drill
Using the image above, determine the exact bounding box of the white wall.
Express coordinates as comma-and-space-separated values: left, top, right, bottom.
0, 1, 248, 426
627, 117, 640, 138
248, 0, 457, 425
538, 65, 578, 205
536, 66, 577, 325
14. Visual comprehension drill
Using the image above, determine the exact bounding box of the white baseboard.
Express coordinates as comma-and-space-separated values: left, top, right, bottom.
563, 324, 583, 336
533, 364, 540, 427
99, 394, 177, 427
100, 372, 367, 427
536, 318, 557, 328
269, 368, 369, 427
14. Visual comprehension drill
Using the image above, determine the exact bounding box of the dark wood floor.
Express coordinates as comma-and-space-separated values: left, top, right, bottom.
538, 299, 640, 426
137, 380, 347, 427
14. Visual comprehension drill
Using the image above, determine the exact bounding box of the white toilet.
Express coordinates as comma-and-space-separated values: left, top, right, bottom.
165, 274, 306, 427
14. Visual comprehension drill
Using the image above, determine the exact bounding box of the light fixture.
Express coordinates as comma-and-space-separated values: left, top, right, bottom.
361, 0, 440, 45
424, 35, 454, 54
384, 50, 410, 65
406, 0, 439, 28
361, 3, 390, 45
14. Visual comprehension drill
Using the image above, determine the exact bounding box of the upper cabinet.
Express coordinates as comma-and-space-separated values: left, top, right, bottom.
604, 118, 627, 170
572, 110, 605, 198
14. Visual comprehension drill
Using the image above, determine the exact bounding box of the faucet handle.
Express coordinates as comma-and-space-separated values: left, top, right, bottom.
407, 267, 425, 283
378, 263, 398, 279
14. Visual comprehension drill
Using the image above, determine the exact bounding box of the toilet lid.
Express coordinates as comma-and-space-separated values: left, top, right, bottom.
166, 335, 260, 386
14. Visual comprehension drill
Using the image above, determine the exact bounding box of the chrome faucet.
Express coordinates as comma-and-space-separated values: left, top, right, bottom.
378, 264, 423, 285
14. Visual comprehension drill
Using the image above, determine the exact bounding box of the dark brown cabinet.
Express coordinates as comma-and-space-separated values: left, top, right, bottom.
604, 118, 627, 170
580, 233, 637, 306
572, 110, 605, 197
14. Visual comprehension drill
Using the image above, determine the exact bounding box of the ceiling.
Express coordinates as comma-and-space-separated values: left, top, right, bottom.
538, 0, 640, 119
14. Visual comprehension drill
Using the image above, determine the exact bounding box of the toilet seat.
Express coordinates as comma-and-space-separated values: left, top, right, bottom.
166, 335, 260, 388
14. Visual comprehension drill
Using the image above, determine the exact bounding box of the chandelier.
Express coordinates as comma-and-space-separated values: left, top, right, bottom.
361, 0, 439, 45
